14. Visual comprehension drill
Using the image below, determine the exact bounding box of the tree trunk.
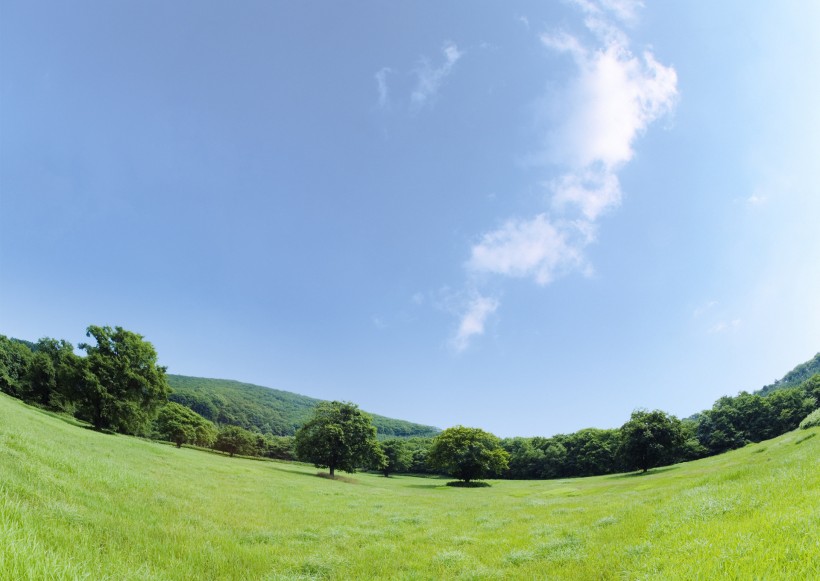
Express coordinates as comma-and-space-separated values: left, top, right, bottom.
329, 465, 335, 478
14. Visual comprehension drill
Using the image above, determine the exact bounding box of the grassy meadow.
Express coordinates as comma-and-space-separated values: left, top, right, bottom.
2, 392, 819, 580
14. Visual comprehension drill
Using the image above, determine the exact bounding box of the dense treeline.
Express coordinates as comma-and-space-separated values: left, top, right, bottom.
0, 328, 169, 435
2, 331, 817, 478
497, 372, 819, 479
0, 332, 436, 461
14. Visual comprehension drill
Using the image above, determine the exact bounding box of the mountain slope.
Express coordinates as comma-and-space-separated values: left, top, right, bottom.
167, 374, 439, 438
757, 352, 820, 395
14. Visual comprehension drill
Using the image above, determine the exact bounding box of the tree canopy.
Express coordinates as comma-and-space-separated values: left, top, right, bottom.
376, 438, 413, 477
155, 402, 216, 448
427, 426, 509, 484
294, 401, 381, 478
77, 325, 169, 434
619, 409, 685, 473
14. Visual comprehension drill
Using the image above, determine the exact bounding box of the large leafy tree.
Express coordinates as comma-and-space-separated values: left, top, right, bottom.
427, 426, 509, 484
294, 401, 381, 478
619, 409, 684, 473
77, 325, 169, 434
26, 338, 82, 409
155, 402, 216, 448
214, 425, 255, 457
0, 335, 33, 399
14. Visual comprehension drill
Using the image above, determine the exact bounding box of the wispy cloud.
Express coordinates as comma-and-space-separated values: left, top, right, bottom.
453, 0, 676, 350
693, 300, 718, 318
452, 294, 499, 352
411, 42, 463, 108
375, 67, 392, 109
708, 319, 742, 334
468, 214, 591, 285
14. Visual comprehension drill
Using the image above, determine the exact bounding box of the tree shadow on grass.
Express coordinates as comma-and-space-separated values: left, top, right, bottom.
609, 465, 681, 479
446, 480, 492, 488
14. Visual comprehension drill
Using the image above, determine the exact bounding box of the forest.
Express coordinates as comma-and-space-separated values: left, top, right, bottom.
1, 328, 818, 479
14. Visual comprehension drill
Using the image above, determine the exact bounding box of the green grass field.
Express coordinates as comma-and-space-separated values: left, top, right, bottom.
2, 392, 818, 580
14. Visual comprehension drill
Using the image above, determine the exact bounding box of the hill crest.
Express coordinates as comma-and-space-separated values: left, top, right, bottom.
167, 373, 439, 438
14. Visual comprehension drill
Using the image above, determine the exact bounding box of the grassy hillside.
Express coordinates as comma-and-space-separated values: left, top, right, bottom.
2, 392, 818, 579
167, 374, 439, 438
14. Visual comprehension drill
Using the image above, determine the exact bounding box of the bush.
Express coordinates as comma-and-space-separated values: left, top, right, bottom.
799, 408, 820, 430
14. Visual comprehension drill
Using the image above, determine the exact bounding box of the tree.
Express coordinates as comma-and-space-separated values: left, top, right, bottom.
294, 401, 381, 478
155, 402, 215, 448
502, 437, 547, 480
427, 426, 510, 484
214, 425, 255, 457
0, 335, 33, 399
377, 438, 412, 477
77, 326, 170, 434
619, 409, 685, 473
26, 338, 82, 410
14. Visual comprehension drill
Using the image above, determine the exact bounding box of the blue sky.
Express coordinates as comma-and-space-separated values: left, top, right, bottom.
2, 1, 819, 437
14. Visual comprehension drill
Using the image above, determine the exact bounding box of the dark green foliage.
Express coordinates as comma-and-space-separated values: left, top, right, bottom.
801, 374, 820, 405
258, 435, 296, 460
619, 410, 685, 473
427, 426, 509, 483
678, 418, 708, 461
402, 437, 438, 474
155, 402, 216, 448
758, 353, 820, 395
376, 439, 413, 477
695, 386, 816, 455
502, 438, 548, 479
294, 401, 381, 477
76, 326, 170, 435
557, 428, 621, 477
214, 425, 256, 457
0, 335, 33, 398
166, 374, 439, 438
26, 338, 82, 411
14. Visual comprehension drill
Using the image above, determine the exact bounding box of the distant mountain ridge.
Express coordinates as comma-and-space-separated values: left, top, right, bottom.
757, 352, 820, 396
167, 374, 440, 438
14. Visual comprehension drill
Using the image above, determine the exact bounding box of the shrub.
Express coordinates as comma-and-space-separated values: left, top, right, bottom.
799, 408, 820, 430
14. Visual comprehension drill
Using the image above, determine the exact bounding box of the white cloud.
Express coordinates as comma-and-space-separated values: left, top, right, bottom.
375, 67, 392, 109
571, 0, 644, 24
708, 319, 742, 334
550, 166, 621, 220
468, 214, 589, 285
452, 0, 676, 350
411, 42, 463, 108
543, 40, 677, 171
452, 294, 499, 352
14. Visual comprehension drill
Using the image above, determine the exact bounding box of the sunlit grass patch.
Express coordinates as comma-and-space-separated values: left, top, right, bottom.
2, 392, 820, 579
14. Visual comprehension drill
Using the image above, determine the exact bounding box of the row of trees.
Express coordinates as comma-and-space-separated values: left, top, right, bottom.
498, 375, 819, 480
0, 328, 169, 434
291, 401, 511, 483
3, 329, 818, 481
290, 375, 820, 482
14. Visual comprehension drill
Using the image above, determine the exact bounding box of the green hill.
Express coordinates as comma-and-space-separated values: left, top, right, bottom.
757, 352, 820, 395
2, 391, 818, 579
166, 373, 439, 438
